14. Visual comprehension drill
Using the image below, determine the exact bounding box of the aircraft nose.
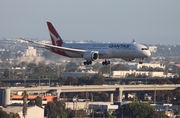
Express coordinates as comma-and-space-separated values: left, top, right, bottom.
145, 51, 151, 57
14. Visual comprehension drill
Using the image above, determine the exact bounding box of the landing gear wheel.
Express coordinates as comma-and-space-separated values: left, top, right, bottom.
139, 58, 144, 64
139, 61, 143, 64
84, 60, 92, 65
102, 60, 110, 65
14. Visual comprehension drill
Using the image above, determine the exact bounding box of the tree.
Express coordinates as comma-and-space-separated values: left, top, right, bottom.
121, 102, 155, 118
34, 96, 42, 108
65, 62, 78, 72
92, 73, 105, 85
1, 51, 11, 62
68, 109, 87, 118
28, 99, 35, 106
22, 91, 28, 118
45, 100, 66, 118
111, 64, 129, 71
45, 102, 57, 118
92, 62, 101, 72
174, 108, 180, 117
64, 77, 78, 85
16, 52, 23, 58
8, 112, 20, 118
150, 111, 169, 118
99, 65, 111, 74
3, 69, 10, 78
0, 108, 9, 118
20, 61, 26, 68
27, 63, 37, 74
0, 82, 6, 87
0, 108, 20, 118
58, 77, 66, 86
78, 76, 92, 85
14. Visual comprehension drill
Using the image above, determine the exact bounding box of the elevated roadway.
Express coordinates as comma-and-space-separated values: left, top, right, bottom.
9, 84, 180, 102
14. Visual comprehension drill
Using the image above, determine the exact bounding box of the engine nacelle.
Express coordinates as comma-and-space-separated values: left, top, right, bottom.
122, 58, 136, 62
83, 51, 99, 61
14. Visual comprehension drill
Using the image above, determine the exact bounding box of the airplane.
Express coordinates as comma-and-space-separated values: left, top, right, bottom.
21, 22, 151, 65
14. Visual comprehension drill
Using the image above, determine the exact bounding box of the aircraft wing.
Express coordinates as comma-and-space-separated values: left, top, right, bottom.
21, 38, 108, 58
20, 38, 87, 53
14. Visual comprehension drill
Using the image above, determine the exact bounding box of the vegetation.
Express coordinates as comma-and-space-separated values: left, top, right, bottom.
138, 66, 165, 72
115, 102, 155, 118
45, 100, 66, 118
28, 96, 42, 108
22, 91, 28, 118
0, 108, 20, 118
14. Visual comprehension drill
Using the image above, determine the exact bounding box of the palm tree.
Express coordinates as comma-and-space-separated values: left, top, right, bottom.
22, 91, 28, 118
174, 108, 180, 117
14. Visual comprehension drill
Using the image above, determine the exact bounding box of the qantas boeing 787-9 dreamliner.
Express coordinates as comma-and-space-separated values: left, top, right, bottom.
21, 22, 151, 65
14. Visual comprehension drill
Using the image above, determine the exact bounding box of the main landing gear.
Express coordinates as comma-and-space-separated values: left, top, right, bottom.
139, 58, 144, 64
83, 60, 110, 65
102, 60, 110, 65
84, 60, 92, 65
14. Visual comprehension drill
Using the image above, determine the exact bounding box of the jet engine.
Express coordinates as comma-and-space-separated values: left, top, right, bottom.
122, 58, 136, 62
83, 51, 99, 61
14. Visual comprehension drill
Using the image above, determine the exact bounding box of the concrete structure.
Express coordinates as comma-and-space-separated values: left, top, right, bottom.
2, 105, 44, 118
112, 70, 168, 78
5, 88, 11, 106
148, 46, 157, 53
125, 62, 165, 70
8, 84, 180, 103
89, 103, 118, 113
24, 46, 36, 56
0, 88, 11, 106
66, 102, 113, 110
0, 84, 179, 107
137, 63, 165, 69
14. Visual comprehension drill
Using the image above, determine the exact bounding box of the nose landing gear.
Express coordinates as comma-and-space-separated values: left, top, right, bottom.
139, 58, 144, 64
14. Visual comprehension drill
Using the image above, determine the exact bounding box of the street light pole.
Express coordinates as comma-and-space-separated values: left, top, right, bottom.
154, 84, 156, 104
121, 107, 123, 118
49, 78, 50, 86
91, 93, 94, 118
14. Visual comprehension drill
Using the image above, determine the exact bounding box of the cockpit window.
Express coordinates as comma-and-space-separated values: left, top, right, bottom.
141, 48, 148, 50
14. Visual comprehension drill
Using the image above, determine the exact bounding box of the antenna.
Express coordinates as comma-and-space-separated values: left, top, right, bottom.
131, 39, 136, 44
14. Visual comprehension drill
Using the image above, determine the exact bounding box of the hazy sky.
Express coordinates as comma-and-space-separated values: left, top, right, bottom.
0, 0, 180, 45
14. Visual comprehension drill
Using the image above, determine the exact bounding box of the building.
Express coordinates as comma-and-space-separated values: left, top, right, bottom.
148, 46, 157, 53
89, 104, 118, 113
24, 46, 37, 56
112, 70, 174, 78
137, 63, 165, 69
125, 63, 165, 70
1, 105, 44, 118
11, 95, 57, 104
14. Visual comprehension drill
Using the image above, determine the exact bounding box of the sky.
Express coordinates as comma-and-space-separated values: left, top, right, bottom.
0, 0, 180, 45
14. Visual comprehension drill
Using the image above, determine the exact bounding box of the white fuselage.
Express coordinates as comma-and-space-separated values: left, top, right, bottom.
61, 43, 151, 59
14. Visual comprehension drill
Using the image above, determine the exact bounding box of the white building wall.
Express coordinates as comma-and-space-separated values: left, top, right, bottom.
25, 46, 37, 56
137, 63, 165, 69
18, 106, 44, 118
150, 72, 164, 77
125, 63, 165, 70
11, 100, 47, 104
148, 46, 157, 52
112, 70, 165, 78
